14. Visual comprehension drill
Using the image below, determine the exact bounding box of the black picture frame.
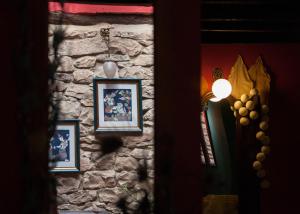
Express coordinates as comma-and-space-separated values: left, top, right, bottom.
93, 78, 143, 134
49, 119, 80, 173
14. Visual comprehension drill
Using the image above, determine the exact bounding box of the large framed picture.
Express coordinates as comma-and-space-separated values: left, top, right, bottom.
200, 111, 216, 167
49, 119, 80, 173
93, 78, 143, 133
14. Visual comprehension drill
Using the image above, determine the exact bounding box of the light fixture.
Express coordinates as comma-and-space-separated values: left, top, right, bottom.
103, 61, 118, 78
212, 78, 232, 99
100, 28, 118, 78
201, 67, 232, 110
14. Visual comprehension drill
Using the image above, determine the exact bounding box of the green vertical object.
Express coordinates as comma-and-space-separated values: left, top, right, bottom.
203, 100, 237, 195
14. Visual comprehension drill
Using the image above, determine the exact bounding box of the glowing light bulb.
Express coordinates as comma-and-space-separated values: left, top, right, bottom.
212, 79, 232, 99
209, 97, 222, 102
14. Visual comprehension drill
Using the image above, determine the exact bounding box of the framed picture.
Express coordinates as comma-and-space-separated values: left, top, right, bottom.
49, 119, 80, 173
93, 78, 143, 133
200, 111, 216, 167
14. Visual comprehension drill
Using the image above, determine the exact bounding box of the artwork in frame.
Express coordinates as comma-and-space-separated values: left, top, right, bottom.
49, 119, 80, 173
200, 111, 217, 167
93, 78, 143, 133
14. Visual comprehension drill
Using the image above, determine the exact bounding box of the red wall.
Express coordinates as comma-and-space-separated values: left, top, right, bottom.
201, 44, 300, 214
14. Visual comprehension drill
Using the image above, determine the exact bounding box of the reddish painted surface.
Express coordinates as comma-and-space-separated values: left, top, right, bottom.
48, 2, 153, 14
201, 44, 300, 214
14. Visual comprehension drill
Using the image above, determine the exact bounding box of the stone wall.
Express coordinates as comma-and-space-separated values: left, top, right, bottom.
49, 16, 154, 213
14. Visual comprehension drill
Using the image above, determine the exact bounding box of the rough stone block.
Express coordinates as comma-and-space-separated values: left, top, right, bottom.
57, 177, 81, 194
58, 37, 108, 56
142, 86, 154, 98
68, 190, 96, 205
94, 153, 116, 170
57, 56, 75, 73
59, 100, 81, 118
142, 99, 154, 112
73, 69, 94, 84
133, 54, 153, 66
109, 38, 143, 57
74, 56, 96, 68
83, 171, 106, 189
115, 156, 139, 172
55, 73, 74, 83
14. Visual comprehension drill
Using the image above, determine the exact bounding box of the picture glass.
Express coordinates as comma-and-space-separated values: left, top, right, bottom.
49, 121, 79, 172
103, 89, 133, 122
49, 129, 71, 162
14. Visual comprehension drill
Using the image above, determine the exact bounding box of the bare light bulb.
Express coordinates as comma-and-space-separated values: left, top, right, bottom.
103, 61, 118, 78
209, 97, 222, 102
212, 78, 232, 99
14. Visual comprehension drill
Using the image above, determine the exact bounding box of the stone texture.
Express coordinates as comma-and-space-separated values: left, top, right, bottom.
65, 84, 92, 100
64, 30, 86, 39
55, 81, 68, 92
80, 124, 93, 137
96, 54, 130, 62
142, 68, 154, 80
74, 56, 96, 68
118, 66, 145, 79
80, 107, 94, 126
142, 79, 154, 86
116, 147, 131, 157
85, 31, 98, 38
93, 63, 107, 78
143, 109, 154, 121
81, 135, 97, 144
109, 38, 143, 57
57, 194, 69, 205
130, 148, 147, 159
59, 100, 81, 118
116, 171, 138, 188
80, 99, 94, 107
142, 99, 154, 112
142, 45, 154, 54
73, 69, 94, 84
81, 143, 101, 151
55, 73, 74, 83
138, 40, 153, 47
68, 190, 96, 205
115, 156, 139, 172
59, 37, 108, 56
83, 171, 106, 189
133, 55, 153, 66
80, 157, 94, 172
57, 56, 75, 73
57, 177, 81, 194
98, 170, 116, 188
50, 20, 154, 213
142, 86, 154, 98
94, 153, 116, 170
123, 129, 154, 149
143, 121, 154, 127
58, 204, 82, 211
98, 189, 120, 203
64, 30, 98, 40
117, 61, 133, 68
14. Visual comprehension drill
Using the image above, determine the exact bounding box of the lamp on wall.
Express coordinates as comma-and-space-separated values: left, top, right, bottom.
201, 68, 232, 110
100, 28, 118, 78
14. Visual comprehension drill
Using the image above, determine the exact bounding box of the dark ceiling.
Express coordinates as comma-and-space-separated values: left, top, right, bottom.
201, 0, 300, 43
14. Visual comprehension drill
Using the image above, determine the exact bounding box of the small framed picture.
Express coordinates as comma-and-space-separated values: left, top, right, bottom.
49, 119, 80, 173
200, 111, 216, 167
93, 78, 143, 133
